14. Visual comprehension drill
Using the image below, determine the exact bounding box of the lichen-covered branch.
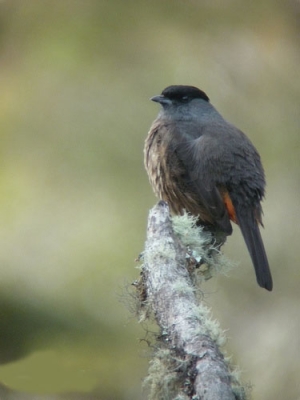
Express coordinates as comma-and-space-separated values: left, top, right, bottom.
140, 201, 246, 400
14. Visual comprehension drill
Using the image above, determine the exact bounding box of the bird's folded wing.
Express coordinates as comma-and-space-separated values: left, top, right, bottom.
175, 134, 233, 234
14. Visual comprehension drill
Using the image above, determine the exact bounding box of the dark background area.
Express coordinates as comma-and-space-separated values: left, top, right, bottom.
0, 1, 299, 399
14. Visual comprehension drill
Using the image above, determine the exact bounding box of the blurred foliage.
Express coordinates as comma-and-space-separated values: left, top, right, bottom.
0, 1, 299, 399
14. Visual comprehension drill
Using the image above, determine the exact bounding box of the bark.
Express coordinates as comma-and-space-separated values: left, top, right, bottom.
141, 201, 245, 400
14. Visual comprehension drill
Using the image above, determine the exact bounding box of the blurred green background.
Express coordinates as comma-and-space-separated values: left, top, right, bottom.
0, 1, 299, 399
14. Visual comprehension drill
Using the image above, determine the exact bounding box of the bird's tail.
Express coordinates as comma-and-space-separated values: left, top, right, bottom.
236, 208, 273, 291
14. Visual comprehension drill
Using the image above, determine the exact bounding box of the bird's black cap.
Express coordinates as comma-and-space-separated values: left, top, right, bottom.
161, 85, 209, 102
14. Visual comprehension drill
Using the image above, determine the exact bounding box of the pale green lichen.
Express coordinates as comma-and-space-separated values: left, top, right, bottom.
143, 348, 184, 400
172, 211, 235, 280
143, 343, 249, 400
139, 211, 248, 400
144, 242, 178, 269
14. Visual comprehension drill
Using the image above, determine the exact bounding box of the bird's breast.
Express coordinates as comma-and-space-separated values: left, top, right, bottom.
144, 123, 206, 217
144, 127, 167, 200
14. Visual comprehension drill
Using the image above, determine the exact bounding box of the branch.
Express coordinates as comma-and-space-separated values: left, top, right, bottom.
139, 201, 246, 400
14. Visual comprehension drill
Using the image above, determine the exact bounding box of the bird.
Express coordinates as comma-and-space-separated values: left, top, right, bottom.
144, 85, 273, 291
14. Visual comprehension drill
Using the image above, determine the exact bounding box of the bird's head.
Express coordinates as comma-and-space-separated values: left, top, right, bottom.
151, 85, 209, 109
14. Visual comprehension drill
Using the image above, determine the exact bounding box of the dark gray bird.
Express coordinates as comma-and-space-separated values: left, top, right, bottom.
144, 85, 273, 291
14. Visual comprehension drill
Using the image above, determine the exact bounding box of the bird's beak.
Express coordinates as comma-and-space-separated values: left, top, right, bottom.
150, 95, 172, 106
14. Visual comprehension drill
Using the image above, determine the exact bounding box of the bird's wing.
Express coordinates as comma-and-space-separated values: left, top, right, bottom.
175, 132, 233, 234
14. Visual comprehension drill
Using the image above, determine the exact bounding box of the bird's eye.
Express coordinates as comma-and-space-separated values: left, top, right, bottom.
182, 96, 189, 101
